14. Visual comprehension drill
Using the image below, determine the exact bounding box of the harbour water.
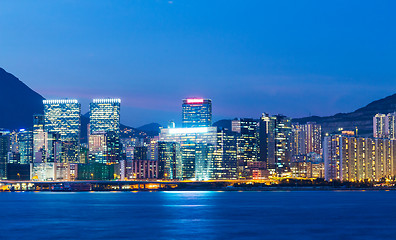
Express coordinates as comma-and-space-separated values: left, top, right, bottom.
0, 191, 395, 239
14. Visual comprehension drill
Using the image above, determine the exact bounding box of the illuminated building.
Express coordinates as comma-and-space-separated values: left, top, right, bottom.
89, 99, 122, 163
17, 129, 33, 164
131, 159, 158, 179
213, 129, 238, 179
89, 98, 121, 134
182, 98, 212, 128
324, 134, 396, 181
272, 115, 292, 175
291, 122, 322, 156
236, 118, 259, 179
89, 131, 122, 164
159, 127, 217, 180
148, 136, 158, 161
0, 132, 10, 179
158, 141, 180, 179
43, 99, 81, 163
373, 112, 396, 139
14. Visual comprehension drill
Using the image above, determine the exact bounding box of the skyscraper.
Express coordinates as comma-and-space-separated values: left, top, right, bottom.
43, 99, 81, 163
89, 99, 122, 164
89, 98, 121, 134
159, 127, 217, 180
0, 132, 10, 179
182, 98, 212, 128
237, 118, 259, 179
17, 129, 33, 164
213, 129, 238, 179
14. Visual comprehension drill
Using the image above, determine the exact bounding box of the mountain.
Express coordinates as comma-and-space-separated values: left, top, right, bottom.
213, 119, 233, 130
293, 93, 396, 136
0, 67, 45, 130
137, 123, 162, 136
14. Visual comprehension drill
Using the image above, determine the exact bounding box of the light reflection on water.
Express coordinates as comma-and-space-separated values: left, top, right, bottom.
0, 191, 395, 240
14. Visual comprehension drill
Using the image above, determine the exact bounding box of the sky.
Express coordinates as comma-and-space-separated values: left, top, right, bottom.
0, 0, 395, 127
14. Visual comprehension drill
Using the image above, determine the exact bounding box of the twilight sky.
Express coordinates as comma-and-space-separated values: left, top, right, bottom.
0, 0, 395, 127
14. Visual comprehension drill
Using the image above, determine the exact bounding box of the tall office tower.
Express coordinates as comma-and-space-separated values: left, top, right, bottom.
17, 129, 33, 164
89, 99, 121, 134
373, 113, 388, 138
258, 113, 274, 163
158, 141, 180, 179
159, 127, 217, 180
33, 114, 45, 163
237, 118, 259, 179
272, 115, 292, 175
89, 99, 121, 163
147, 136, 159, 161
324, 134, 396, 182
182, 98, 212, 128
0, 133, 10, 179
43, 99, 81, 163
212, 129, 238, 179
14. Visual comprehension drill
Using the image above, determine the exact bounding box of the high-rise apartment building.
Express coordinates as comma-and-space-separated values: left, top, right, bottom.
182, 98, 212, 128
324, 134, 396, 181
43, 99, 81, 163
373, 113, 396, 139
291, 122, 321, 156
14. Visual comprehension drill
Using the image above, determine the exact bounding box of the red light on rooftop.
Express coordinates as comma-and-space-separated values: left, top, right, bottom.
186, 99, 204, 104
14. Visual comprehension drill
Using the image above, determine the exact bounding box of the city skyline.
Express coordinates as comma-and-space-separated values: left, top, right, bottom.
1, 1, 395, 126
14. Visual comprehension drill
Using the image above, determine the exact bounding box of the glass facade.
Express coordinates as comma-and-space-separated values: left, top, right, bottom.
182, 99, 212, 128
160, 127, 217, 180
43, 99, 81, 163
90, 99, 121, 134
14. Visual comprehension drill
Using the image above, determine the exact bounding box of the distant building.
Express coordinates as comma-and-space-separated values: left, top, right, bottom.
324, 134, 396, 181
373, 113, 396, 139
43, 99, 81, 163
213, 129, 238, 180
89, 98, 121, 134
160, 127, 217, 180
130, 159, 158, 179
291, 122, 322, 156
17, 129, 33, 164
182, 98, 212, 128
89, 131, 122, 164
89, 99, 122, 163
158, 141, 180, 179
0, 133, 10, 179
237, 118, 259, 179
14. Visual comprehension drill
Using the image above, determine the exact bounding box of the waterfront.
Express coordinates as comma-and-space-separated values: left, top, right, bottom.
0, 191, 395, 239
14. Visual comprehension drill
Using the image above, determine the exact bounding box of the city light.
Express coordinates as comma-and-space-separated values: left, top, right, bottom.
186, 98, 204, 104
168, 127, 209, 134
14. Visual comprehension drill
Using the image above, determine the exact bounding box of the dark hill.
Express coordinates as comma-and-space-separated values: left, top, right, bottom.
0, 68, 44, 130
293, 93, 396, 136
137, 123, 162, 135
